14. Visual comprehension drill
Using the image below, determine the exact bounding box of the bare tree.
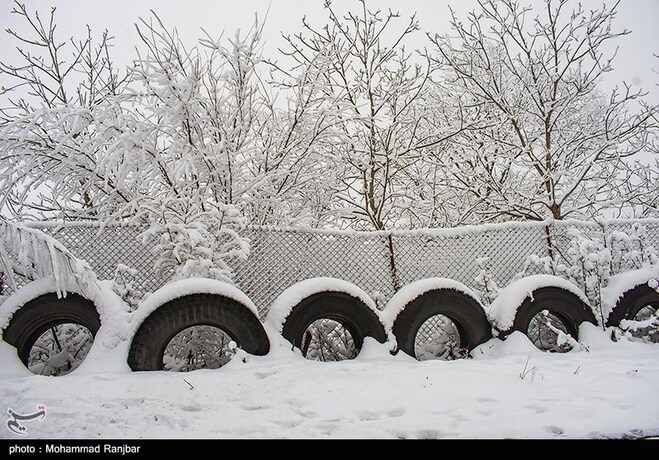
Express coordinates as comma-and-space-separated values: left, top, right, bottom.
431, 0, 658, 222
243, 33, 344, 227
619, 156, 659, 218
278, 0, 445, 231
0, 1, 130, 220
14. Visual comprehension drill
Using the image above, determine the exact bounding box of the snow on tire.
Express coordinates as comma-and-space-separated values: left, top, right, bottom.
606, 283, 659, 326
279, 291, 387, 359
504, 287, 596, 350
390, 288, 492, 360
605, 283, 659, 342
127, 293, 270, 371
2, 293, 101, 375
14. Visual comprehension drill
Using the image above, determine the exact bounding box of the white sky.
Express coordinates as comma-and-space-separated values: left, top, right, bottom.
0, 0, 657, 102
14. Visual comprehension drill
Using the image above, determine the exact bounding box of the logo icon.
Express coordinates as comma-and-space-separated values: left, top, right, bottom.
6, 405, 46, 435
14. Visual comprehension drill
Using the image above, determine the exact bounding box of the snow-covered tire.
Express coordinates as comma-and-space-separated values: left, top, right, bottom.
606, 283, 659, 327
2, 293, 101, 367
391, 289, 491, 358
504, 287, 596, 339
281, 292, 387, 354
127, 293, 270, 371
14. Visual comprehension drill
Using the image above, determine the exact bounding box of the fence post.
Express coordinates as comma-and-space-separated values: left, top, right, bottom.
544, 221, 555, 274
598, 219, 612, 275
386, 234, 401, 292
596, 219, 609, 329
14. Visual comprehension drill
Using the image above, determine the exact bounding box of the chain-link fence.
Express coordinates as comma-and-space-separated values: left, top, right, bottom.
3, 219, 658, 318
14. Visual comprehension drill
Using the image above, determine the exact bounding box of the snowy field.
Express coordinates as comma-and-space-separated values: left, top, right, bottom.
1, 325, 657, 440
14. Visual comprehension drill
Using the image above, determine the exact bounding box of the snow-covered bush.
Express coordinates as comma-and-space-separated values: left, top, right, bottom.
474, 257, 500, 307
515, 224, 659, 327
141, 204, 248, 283
558, 228, 611, 312
162, 325, 235, 372
415, 315, 468, 361
28, 323, 94, 376
608, 224, 659, 273
111, 264, 141, 311
301, 319, 358, 362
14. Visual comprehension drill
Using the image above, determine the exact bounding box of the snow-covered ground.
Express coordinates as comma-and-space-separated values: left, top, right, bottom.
1, 324, 657, 440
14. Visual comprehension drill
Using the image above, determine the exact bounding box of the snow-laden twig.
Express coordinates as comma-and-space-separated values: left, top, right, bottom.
519, 358, 536, 380
619, 314, 659, 332
539, 310, 588, 352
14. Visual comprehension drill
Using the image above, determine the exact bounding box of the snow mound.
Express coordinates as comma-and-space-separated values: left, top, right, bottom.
353, 337, 416, 362
577, 323, 618, 351
0, 340, 32, 378
471, 331, 542, 359
71, 281, 134, 375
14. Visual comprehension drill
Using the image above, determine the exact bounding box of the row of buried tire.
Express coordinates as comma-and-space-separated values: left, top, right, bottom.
2, 277, 658, 375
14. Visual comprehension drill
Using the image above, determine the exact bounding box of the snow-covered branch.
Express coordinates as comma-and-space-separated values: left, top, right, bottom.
0, 217, 97, 297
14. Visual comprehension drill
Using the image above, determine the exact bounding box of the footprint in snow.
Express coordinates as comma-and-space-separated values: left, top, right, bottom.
546, 425, 564, 436
388, 407, 405, 417
358, 411, 379, 421
525, 404, 548, 414
292, 408, 320, 419
417, 429, 442, 439
254, 371, 278, 379
178, 404, 202, 412
273, 419, 301, 428
241, 404, 272, 411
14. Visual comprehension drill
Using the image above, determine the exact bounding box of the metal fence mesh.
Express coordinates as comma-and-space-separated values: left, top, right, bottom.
3, 219, 658, 318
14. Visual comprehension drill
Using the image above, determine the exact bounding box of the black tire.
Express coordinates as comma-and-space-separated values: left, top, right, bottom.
505, 287, 596, 339
392, 289, 491, 359
128, 293, 270, 371
606, 283, 659, 327
2, 293, 101, 367
281, 292, 386, 355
